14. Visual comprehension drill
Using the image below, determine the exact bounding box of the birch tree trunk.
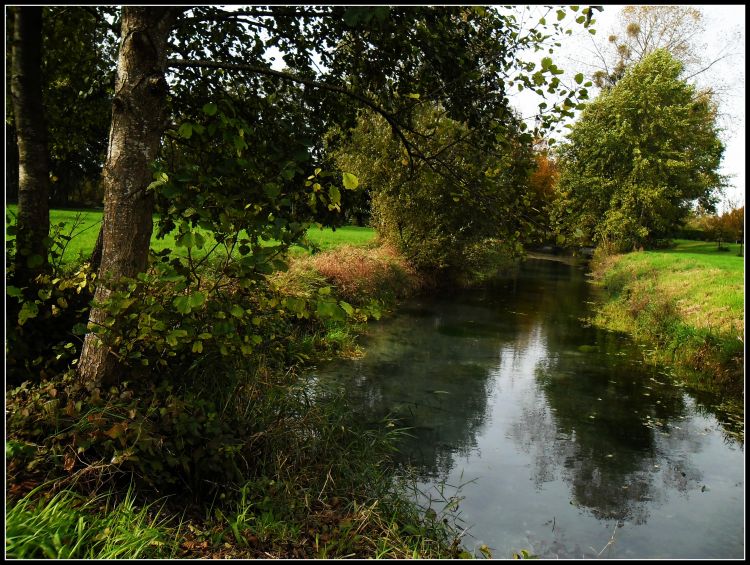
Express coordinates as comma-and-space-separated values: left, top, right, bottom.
78, 7, 180, 387
10, 7, 50, 285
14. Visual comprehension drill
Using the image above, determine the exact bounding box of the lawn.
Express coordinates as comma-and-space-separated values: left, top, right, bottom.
6, 206, 377, 266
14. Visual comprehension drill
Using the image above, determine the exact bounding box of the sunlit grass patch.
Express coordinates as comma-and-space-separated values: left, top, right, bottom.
591, 239, 744, 393
6, 205, 377, 266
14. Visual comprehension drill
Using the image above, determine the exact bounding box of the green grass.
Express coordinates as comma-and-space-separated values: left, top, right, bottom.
6, 205, 376, 266
6, 485, 180, 559
592, 239, 744, 393
597, 239, 744, 335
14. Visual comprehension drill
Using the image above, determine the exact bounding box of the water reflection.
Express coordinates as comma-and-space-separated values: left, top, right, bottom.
310, 259, 744, 558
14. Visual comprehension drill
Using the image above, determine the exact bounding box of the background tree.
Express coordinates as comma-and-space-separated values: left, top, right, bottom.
698, 205, 744, 251
9, 6, 50, 284
553, 49, 725, 252
331, 104, 534, 280
41, 6, 118, 207
589, 6, 739, 90
527, 139, 561, 245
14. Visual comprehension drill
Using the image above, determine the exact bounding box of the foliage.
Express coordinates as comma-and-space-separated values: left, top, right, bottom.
6, 368, 464, 558
553, 50, 725, 252
6, 208, 96, 386
527, 143, 561, 244
695, 205, 744, 249
330, 105, 534, 280
40, 7, 118, 206
281, 244, 420, 308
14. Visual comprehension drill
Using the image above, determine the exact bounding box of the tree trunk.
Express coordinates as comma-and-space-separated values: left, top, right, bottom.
77, 7, 180, 387
89, 224, 104, 273
5, 123, 19, 203
10, 7, 50, 285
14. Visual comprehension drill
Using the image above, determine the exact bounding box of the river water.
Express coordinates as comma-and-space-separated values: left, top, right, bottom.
308, 258, 744, 559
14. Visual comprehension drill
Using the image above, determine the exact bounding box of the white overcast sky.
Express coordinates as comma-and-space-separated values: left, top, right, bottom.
508, 4, 745, 213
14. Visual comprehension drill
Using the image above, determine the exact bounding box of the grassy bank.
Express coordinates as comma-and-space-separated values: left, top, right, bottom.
590, 239, 744, 396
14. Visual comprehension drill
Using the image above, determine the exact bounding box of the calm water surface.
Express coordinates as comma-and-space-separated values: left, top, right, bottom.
309, 258, 744, 559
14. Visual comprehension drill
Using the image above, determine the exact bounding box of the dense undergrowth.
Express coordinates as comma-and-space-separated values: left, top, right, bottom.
6, 230, 472, 558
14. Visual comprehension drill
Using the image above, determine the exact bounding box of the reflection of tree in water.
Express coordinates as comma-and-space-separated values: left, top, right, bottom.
314, 258, 734, 531
315, 294, 525, 477
507, 261, 711, 524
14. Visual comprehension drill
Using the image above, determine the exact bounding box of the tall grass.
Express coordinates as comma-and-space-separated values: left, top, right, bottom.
6, 485, 180, 559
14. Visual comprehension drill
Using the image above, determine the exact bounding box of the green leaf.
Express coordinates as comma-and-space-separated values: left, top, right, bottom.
193, 232, 206, 249
556, 9, 565, 21
7, 286, 23, 298
173, 295, 192, 315
339, 301, 354, 316
283, 296, 307, 315
317, 300, 346, 321
328, 185, 341, 206
342, 172, 359, 190
203, 102, 218, 116
175, 231, 195, 248
147, 172, 169, 191
575, 73, 584, 84
405, 93, 420, 99
188, 292, 206, 309
230, 304, 245, 318
18, 301, 39, 325
178, 122, 193, 139
192, 340, 203, 353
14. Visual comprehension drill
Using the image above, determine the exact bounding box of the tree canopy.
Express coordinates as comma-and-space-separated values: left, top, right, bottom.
553, 49, 725, 251
331, 104, 534, 280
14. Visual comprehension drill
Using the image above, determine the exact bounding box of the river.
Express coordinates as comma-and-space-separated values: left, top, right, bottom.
308, 258, 744, 559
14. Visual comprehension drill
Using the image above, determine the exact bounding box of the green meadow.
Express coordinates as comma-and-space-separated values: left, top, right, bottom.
6, 206, 377, 266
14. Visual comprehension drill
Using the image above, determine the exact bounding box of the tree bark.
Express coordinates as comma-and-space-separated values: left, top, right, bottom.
10, 7, 50, 285
77, 7, 180, 387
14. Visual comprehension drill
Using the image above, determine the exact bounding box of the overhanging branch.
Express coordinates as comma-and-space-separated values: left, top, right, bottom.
167, 57, 424, 168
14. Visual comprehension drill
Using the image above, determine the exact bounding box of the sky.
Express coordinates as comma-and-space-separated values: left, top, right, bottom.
508, 4, 746, 214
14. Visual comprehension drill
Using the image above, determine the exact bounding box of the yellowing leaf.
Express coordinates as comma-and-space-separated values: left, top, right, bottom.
342, 172, 359, 190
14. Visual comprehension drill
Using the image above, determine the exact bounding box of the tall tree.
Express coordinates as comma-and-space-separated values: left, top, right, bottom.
331, 104, 534, 278
76, 6, 593, 386
9, 7, 50, 284
77, 7, 181, 385
553, 49, 725, 252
